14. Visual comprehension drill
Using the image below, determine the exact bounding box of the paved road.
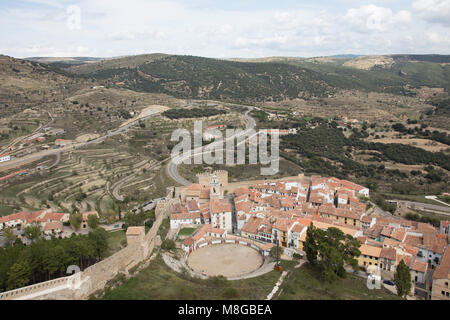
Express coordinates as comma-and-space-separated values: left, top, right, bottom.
425, 195, 450, 207
389, 199, 450, 216
0, 112, 54, 155
167, 106, 256, 186
0, 110, 162, 172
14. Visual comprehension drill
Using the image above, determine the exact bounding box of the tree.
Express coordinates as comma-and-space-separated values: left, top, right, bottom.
161, 239, 176, 251
304, 223, 318, 266
394, 260, 411, 299
7, 261, 31, 290
3, 227, 16, 244
87, 214, 100, 229
305, 226, 361, 283
269, 245, 282, 261
69, 213, 82, 231
24, 224, 41, 242
88, 228, 109, 259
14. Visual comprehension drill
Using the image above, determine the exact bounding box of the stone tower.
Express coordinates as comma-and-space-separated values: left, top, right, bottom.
210, 174, 223, 200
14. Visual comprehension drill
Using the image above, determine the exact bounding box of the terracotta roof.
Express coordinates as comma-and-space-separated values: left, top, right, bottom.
383, 237, 402, 248
412, 260, 427, 273
360, 244, 382, 258
391, 229, 406, 242
182, 237, 195, 246
404, 235, 422, 247
272, 219, 292, 232
235, 201, 251, 213
40, 212, 65, 222
242, 216, 266, 234
0, 211, 26, 223
234, 187, 249, 197
210, 199, 231, 214
433, 246, 450, 279
291, 223, 306, 233
380, 247, 397, 261
187, 200, 200, 212
381, 226, 393, 237
44, 221, 62, 231
170, 212, 201, 220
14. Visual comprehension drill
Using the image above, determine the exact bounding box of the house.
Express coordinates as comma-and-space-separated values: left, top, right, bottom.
360, 215, 376, 230
440, 221, 450, 236
289, 223, 307, 250
0, 153, 11, 163
43, 221, 63, 236
431, 246, 450, 300
379, 247, 397, 272
358, 244, 382, 270
170, 212, 202, 229
397, 254, 429, 294
54, 139, 73, 147
210, 199, 232, 232
181, 224, 227, 252
0, 212, 27, 230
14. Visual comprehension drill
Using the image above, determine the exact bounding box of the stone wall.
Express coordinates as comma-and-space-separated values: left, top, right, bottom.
0, 196, 176, 300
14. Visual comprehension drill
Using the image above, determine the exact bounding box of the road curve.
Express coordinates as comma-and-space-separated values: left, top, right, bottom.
0, 110, 162, 172
167, 106, 256, 186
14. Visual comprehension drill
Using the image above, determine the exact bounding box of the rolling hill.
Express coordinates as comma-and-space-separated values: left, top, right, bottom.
30, 53, 448, 103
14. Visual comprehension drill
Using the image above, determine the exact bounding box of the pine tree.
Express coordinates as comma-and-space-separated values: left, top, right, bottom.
304, 223, 318, 266
394, 259, 411, 298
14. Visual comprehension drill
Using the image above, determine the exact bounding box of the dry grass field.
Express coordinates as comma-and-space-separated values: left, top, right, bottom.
366, 137, 449, 152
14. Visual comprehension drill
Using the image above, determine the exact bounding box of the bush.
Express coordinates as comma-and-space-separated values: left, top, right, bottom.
161, 239, 176, 251
222, 287, 239, 299
293, 253, 302, 260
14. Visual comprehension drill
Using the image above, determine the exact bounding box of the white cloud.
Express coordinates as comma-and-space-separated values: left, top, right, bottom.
344, 5, 411, 32
412, 0, 450, 26
0, 1, 448, 58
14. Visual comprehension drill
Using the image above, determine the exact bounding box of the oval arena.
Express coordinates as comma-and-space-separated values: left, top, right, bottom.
185, 240, 267, 278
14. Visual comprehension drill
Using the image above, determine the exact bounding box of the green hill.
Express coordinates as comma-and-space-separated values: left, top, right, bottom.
28, 53, 450, 103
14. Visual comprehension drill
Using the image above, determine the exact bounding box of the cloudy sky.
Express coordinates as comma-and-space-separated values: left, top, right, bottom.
0, 0, 449, 58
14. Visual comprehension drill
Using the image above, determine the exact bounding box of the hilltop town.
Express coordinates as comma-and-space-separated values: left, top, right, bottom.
169, 171, 450, 300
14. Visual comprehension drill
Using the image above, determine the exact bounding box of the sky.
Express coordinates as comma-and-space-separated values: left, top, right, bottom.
0, 0, 449, 58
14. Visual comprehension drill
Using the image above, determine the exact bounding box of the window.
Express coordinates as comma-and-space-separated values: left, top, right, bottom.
442, 291, 445, 296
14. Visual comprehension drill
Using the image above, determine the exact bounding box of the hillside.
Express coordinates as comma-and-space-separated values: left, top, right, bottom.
50, 55, 403, 102
33, 54, 448, 103
0, 55, 90, 117
66, 53, 170, 74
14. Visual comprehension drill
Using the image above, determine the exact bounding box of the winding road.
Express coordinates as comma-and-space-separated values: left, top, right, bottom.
0, 110, 163, 172
167, 106, 256, 186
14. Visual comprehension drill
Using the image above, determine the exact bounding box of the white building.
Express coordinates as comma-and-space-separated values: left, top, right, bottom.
0, 154, 11, 163
170, 212, 202, 229
210, 199, 232, 232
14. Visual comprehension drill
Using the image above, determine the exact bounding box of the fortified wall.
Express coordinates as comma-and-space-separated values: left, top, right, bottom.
0, 193, 176, 300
